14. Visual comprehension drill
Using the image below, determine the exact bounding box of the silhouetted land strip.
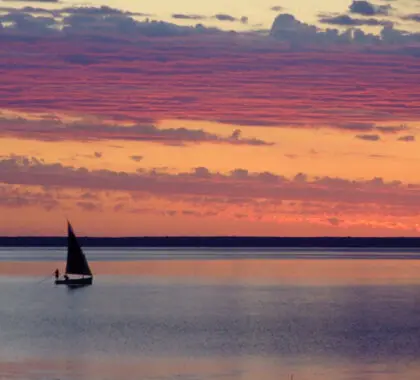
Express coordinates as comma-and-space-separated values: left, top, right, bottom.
1, 236, 420, 248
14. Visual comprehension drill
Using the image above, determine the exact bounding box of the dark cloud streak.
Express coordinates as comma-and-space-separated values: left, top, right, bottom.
130, 155, 143, 162
349, 0, 392, 16
319, 14, 391, 26
355, 134, 381, 141
397, 135, 415, 142
0, 117, 274, 146
172, 14, 206, 20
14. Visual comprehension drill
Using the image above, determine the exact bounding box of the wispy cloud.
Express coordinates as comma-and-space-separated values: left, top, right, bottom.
0, 117, 274, 146
0, 184, 59, 210
0, 155, 416, 210
2, 157, 420, 232
76, 201, 102, 212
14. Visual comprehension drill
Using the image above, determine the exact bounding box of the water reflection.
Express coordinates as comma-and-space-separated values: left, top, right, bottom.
1, 258, 420, 285
1, 356, 420, 380
1, 250, 420, 380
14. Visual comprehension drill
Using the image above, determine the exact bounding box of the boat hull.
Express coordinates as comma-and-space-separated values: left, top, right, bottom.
55, 276, 93, 287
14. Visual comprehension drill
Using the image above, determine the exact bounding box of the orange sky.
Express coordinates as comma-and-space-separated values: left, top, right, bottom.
0, 3, 419, 236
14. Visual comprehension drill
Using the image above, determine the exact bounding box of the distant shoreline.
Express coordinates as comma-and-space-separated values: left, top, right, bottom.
1, 236, 420, 248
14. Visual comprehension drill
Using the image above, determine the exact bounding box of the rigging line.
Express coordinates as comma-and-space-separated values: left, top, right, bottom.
34, 274, 53, 285
8, 274, 53, 311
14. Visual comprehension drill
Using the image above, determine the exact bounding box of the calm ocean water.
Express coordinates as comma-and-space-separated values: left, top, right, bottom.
1, 247, 420, 380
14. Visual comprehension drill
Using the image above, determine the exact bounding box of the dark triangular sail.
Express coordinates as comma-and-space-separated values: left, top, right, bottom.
66, 221, 92, 276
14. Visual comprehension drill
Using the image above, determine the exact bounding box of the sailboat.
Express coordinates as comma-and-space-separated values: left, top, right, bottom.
55, 221, 93, 287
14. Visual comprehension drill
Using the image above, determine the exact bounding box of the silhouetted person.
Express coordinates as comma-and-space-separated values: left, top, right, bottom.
54, 269, 59, 279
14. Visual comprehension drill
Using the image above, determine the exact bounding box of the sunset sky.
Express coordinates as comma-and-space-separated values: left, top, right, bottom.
0, 0, 419, 236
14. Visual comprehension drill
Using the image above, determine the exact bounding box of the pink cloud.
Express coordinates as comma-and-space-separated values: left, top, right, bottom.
0, 8, 418, 131
0, 155, 419, 210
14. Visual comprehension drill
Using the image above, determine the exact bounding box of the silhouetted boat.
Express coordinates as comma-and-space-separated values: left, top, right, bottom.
55, 221, 93, 287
